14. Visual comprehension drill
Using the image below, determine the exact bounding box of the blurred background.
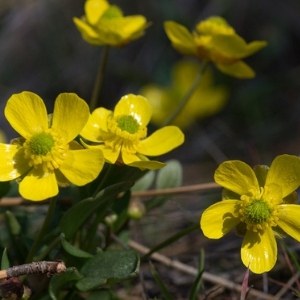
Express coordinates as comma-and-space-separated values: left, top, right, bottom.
1, 1, 300, 298
1, 0, 300, 166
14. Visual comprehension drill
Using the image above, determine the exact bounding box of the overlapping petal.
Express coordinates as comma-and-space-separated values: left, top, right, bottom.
114, 94, 152, 126
5, 92, 48, 139
265, 154, 300, 199
214, 160, 260, 196
137, 126, 184, 156
164, 21, 197, 56
241, 227, 277, 274
0, 144, 30, 180
200, 200, 240, 238
59, 148, 104, 186
80, 108, 111, 142
52, 93, 90, 143
19, 169, 58, 201
73, 18, 101, 45
276, 205, 300, 242
85, 0, 108, 25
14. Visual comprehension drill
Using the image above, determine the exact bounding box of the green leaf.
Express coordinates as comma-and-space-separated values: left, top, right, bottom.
60, 182, 133, 239
5, 211, 21, 235
1, 248, 10, 269
49, 269, 83, 300
131, 170, 155, 191
150, 261, 173, 300
156, 159, 182, 189
60, 234, 93, 258
76, 250, 139, 291
86, 290, 117, 300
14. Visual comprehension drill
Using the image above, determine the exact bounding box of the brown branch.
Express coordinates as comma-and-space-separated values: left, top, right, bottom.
0, 261, 66, 280
132, 182, 220, 198
128, 240, 277, 300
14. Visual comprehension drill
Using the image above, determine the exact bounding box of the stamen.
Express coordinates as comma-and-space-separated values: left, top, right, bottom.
28, 132, 54, 155
117, 115, 140, 134
244, 199, 272, 224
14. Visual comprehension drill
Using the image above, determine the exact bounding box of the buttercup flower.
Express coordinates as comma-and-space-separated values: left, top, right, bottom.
164, 16, 267, 78
80, 94, 184, 170
0, 92, 104, 201
73, 0, 148, 47
140, 60, 228, 129
200, 154, 300, 274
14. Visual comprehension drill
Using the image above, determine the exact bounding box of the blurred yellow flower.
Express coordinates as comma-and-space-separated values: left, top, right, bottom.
80, 94, 184, 170
74, 0, 148, 47
200, 155, 300, 274
164, 16, 267, 79
140, 60, 228, 129
0, 129, 6, 143
0, 92, 104, 201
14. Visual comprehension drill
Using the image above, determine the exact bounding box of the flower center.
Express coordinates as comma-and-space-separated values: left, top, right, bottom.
117, 115, 140, 134
244, 199, 272, 224
28, 132, 55, 155
24, 130, 68, 172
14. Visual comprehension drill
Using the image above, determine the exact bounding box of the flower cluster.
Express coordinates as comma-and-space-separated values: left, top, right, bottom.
0, 92, 184, 201
164, 16, 267, 78
73, 0, 148, 47
200, 155, 300, 274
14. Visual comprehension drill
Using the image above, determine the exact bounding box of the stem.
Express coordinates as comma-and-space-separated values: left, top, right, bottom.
162, 61, 209, 126
26, 197, 57, 263
90, 46, 110, 111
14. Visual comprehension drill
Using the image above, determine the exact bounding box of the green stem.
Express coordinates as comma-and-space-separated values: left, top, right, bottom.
142, 223, 199, 260
26, 197, 57, 262
90, 46, 110, 111
163, 61, 209, 126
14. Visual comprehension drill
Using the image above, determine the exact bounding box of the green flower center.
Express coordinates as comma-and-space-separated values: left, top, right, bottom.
29, 132, 55, 155
117, 115, 139, 134
244, 199, 272, 224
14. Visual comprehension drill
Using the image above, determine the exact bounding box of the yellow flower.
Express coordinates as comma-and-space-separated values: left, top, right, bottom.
0, 92, 104, 201
80, 94, 184, 170
164, 16, 267, 79
200, 154, 300, 274
73, 0, 148, 47
140, 60, 228, 129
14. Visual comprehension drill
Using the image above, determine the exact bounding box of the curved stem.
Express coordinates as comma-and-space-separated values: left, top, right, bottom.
90, 46, 110, 111
163, 61, 209, 126
26, 197, 57, 262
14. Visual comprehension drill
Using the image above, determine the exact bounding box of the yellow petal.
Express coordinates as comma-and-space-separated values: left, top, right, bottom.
277, 204, 300, 242
73, 17, 104, 45
265, 154, 300, 199
99, 16, 147, 43
80, 108, 111, 142
52, 93, 90, 143
85, 0, 109, 25
241, 227, 277, 274
114, 94, 152, 127
19, 169, 58, 201
129, 160, 166, 170
5, 92, 48, 139
216, 61, 255, 79
200, 200, 240, 238
137, 126, 184, 156
214, 160, 260, 196
210, 35, 266, 59
0, 144, 30, 180
59, 148, 104, 185
164, 21, 197, 56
